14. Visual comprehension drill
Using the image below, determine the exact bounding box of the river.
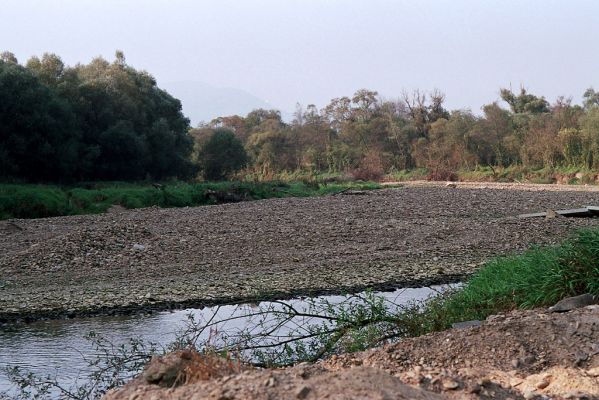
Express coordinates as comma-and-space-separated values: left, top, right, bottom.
0, 285, 457, 397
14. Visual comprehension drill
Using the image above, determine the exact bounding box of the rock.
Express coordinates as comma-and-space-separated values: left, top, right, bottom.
445, 182, 457, 188
545, 209, 559, 219
587, 367, 599, 377
451, 320, 482, 329
265, 377, 276, 387
442, 379, 459, 390
536, 377, 551, 389
132, 244, 146, 251
523, 389, 536, 399
141, 349, 193, 387
295, 385, 311, 399
549, 293, 598, 312
107, 205, 127, 214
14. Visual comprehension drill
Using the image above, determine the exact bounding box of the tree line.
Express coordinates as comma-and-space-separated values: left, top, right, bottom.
2, 50, 599, 183
0, 51, 194, 182
197, 87, 599, 181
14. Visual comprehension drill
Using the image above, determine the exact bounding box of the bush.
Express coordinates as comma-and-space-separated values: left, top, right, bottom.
0, 185, 71, 219
198, 129, 248, 181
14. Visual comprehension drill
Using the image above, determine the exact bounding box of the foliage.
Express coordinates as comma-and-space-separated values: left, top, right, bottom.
0, 181, 382, 220
203, 84, 599, 182
4, 49, 599, 184
198, 129, 248, 180
0, 52, 194, 182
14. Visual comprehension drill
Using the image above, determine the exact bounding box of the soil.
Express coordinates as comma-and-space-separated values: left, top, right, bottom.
104, 305, 599, 399
2, 182, 599, 322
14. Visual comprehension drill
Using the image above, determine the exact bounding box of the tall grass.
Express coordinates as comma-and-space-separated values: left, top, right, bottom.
0, 181, 383, 220
405, 228, 599, 336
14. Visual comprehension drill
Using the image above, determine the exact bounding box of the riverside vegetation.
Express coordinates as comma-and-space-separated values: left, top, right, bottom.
0, 180, 381, 220
3, 228, 598, 399
4, 50, 599, 187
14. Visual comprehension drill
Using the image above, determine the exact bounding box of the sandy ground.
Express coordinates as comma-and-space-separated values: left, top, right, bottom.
105, 305, 599, 399
2, 182, 599, 322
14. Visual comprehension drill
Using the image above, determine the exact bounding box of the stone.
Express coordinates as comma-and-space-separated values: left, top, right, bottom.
536, 378, 550, 389
442, 379, 459, 390
295, 385, 311, 399
549, 293, 598, 312
132, 244, 146, 251
545, 209, 559, 219
451, 320, 482, 329
141, 350, 192, 387
587, 367, 599, 377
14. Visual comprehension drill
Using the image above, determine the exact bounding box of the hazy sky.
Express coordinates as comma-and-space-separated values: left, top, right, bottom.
3, 0, 599, 115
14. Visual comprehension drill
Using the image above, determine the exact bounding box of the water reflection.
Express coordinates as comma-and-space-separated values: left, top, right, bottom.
0, 285, 456, 394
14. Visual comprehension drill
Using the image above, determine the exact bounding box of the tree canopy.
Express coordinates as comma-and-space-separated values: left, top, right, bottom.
3, 49, 599, 183
0, 51, 194, 182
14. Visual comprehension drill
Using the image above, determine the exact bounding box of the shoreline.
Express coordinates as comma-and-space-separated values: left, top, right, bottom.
0, 274, 466, 324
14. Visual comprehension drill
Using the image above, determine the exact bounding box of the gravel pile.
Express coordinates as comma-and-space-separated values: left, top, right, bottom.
2, 183, 599, 321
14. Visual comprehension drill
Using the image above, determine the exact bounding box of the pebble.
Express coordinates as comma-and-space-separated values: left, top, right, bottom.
442, 379, 459, 390
587, 367, 599, 377
523, 389, 536, 399
536, 378, 550, 390
265, 377, 275, 387
295, 385, 311, 399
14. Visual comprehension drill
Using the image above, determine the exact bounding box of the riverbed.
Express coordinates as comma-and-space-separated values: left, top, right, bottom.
2, 183, 599, 322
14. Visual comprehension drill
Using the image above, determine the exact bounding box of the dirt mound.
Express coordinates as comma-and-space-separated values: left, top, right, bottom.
105, 306, 599, 400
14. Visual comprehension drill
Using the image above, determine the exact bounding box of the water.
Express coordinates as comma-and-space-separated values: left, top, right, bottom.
0, 285, 457, 396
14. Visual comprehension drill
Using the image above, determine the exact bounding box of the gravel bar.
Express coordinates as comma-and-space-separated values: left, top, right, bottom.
2, 183, 599, 322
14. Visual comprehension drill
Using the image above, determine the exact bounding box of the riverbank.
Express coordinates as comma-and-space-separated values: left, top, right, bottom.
2, 183, 599, 323
105, 305, 599, 399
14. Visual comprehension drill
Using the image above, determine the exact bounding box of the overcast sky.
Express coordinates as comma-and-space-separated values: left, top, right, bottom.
3, 0, 599, 115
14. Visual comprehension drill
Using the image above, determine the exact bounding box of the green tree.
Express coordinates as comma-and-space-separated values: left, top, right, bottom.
0, 51, 17, 64
0, 60, 79, 181
199, 129, 248, 180
63, 51, 194, 180
583, 88, 599, 109
500, 87, 549, 114
26, 53, 65, 87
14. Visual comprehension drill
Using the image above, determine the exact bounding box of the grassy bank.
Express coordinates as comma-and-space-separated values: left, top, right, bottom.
0, 181, 382, 220
399, 228, 599, 337
171, 227, 599, 366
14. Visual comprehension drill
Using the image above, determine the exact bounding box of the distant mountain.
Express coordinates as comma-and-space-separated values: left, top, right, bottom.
160, 81, 282, 127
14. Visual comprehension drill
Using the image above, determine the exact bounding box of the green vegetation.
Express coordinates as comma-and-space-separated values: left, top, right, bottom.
1, 51, 194, 182
402, 228, 599, 336
197, 129, 248, 180
251, 228, 599, 365
0, 181, 382, 220
4, 50, 599, 185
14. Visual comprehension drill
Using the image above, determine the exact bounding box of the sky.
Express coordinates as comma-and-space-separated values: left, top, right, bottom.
2, 0, 599, 118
